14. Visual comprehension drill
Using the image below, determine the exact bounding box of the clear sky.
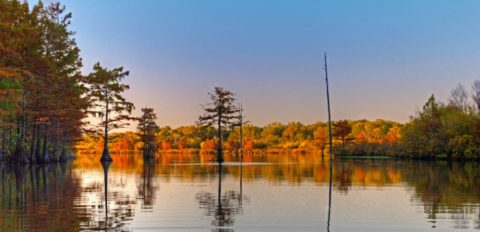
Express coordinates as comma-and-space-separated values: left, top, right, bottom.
37, 0, 480, 127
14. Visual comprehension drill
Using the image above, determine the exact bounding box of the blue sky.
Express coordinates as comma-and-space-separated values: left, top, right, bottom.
33, 0, 480, 127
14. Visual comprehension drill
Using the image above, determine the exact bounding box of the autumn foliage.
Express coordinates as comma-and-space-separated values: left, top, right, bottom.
77, 119, 403, 156
0, 1, 88, 163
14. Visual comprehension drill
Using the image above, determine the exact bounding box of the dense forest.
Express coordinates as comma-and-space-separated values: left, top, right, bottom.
77, 119, 398, 154
0, 1, 134, 164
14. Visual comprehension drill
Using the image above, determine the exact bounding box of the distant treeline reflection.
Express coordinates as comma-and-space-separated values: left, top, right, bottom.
75, 154, 480, 227
77, 153, 480, 228
2, 154, 480, 230
76, 154, 480, 205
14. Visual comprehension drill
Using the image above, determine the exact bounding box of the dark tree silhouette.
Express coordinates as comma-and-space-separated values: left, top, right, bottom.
197, 87, 240, 163
137, 108, 160, 159
84, 63, 134, 162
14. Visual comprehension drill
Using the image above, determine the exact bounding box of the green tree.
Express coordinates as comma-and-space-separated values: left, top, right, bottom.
261, 122, 285, 148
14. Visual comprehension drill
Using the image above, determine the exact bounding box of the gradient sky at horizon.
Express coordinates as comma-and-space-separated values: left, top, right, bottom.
34, 0, 480, 127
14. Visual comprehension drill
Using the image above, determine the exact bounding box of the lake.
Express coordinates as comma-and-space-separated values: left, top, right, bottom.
0, 153, 479, 231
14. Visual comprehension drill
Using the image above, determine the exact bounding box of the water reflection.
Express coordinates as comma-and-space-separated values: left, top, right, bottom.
196, 164, 245, 231
92, 160, 135, 231
0, 154, 479, 231
101, 161, 111, 231
0, 163, 83, 231
137, 158, 158, 210
327, 156, 333, 232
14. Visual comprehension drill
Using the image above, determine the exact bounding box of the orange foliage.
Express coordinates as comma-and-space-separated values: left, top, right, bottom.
73, 153, 406, 189
386, 126, 401, 143
370, 128, 383, 143
112, 139, 132, 153
244, 139, 254, 151
96, 141, 104, 151
178, 139, 186, 150
201, 139, 215, 150
161, 140, 172, 150
355, 131, 367, 143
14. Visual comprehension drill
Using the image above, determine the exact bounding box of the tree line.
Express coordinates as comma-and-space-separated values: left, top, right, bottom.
337, 81, 480, 160
77, 118, 402, 155
79, 80, 480, 160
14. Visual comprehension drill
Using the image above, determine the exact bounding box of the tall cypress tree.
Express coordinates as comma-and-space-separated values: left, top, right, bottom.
198, 87, 240, 163
137, 108, 160, 159
84, 63, 134, 162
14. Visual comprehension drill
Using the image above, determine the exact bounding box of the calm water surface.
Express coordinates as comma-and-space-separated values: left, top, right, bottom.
1, 153, 480, 231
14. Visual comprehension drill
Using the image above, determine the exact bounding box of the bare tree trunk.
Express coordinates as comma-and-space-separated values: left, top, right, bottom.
325, 53, 334, 158
325, 53, 334, 232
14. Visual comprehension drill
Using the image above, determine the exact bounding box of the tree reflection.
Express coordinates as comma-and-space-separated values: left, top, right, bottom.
327, 157, 333, 232
90, 160, 136, 232
404, 161, 480, 229
101, 160, 111, 231
137, 158, 158, 209
196, 164, 245, 231
64, 154, 480, 231
0, 163, 84, 231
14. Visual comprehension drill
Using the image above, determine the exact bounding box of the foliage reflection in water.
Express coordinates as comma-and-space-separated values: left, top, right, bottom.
0, 153, 480, 231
